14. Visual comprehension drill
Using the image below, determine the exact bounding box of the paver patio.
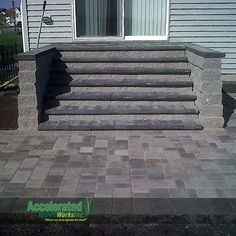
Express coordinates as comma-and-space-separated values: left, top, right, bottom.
1, 85, 236, 215
0, 127, 236, 203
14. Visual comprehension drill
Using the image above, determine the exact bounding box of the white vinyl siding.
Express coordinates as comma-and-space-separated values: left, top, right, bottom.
24, 0, 236, 74
169, 0, 236, 74
26, 0, 73, 49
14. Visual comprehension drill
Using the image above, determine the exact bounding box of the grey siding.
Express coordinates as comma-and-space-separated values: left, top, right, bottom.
169, 0, 236, 74
25, 0, 236, 74
27, 0, 73, 49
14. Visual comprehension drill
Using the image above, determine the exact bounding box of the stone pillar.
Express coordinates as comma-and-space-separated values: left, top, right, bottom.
16, 46, 57, 130
186, 44, 225, 129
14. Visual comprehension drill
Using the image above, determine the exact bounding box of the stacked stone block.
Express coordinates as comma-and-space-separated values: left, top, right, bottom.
186, 44, 225, 128
16, 46, 57, 130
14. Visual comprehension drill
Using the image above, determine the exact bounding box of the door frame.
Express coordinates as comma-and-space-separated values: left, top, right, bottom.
72, 0, 170, 41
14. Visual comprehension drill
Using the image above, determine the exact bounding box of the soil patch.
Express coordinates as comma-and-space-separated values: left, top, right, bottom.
0, 90, 18, 130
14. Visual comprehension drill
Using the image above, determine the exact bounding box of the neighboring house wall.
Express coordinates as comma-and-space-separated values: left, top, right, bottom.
26, 0, 73, 49
5, 8, 21, 26
169, 0, 236, 75
15, 8, 21, 24
23, 0, 236, 75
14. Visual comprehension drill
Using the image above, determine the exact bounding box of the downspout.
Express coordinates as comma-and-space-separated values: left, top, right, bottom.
36, 0, 46, 48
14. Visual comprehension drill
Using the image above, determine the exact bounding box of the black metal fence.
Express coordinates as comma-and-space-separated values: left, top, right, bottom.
0, 44, 23, 84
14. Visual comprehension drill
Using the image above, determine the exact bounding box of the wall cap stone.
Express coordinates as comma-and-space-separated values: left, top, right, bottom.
15, 45, 57, 61
185, 43, 225, 58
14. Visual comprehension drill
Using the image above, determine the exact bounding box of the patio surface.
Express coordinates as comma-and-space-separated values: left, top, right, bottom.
0, 127, 236, 215
0, 86, 236, 216
0, 128, 236, 199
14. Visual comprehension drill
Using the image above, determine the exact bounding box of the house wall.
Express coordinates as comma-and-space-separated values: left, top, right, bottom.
23, 0, 236, 75
169, 0, 236, 75
26, 0, 73, 49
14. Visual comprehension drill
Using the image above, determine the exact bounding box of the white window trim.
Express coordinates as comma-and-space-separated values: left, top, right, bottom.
72, 0, 170, 41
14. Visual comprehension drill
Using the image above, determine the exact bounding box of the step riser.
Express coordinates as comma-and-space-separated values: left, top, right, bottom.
46, 94, 196, 102
48, 114, 199, 121
48, 81, 193, 88
49, 74, 191, 81
55, 57, 188, 63
45, 104, 198, 115
45, 100, 196, 107
59, 51, 186, 58
51, 68, 190, 75
39, 120, 202, 131
39, 126, 202, 131
53, 62, 188, 70
47, 87, 193, 94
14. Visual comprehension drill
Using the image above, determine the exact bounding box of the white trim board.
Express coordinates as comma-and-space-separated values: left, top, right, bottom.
21, 0, 29, 51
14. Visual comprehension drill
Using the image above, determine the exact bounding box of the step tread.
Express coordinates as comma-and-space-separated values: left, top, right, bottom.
54, 56, 188, 63
45, 91, 197, 101
51, 67, 191, 75
45, 104, 198, 115
56, 44, 185, 51
48, 78, 193, 88
38, 119, 203, 131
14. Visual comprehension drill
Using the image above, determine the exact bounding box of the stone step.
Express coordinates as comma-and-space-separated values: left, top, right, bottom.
38, 119, 203, 131
47, 87, 193, 94
45, 100, 196, 108
57, 43, 186, 58
47, 114, 199, 121
44, 104, 198, 115
48, 77, 193, 88
53, 61, 188, 70
60, 50, 186, 58
49, 74, 191, 83
51, 67, 191, 75
45, 91, 197, 102
55, 56, 188, 63
56, 43, 185, 51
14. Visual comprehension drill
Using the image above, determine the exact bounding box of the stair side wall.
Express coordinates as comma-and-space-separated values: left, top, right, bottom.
16, 46, 57, 130
186, 44, 225, 128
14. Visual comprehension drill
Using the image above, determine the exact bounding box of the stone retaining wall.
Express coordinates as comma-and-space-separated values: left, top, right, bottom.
16, 46, 57, 130
185, 44, 225, 128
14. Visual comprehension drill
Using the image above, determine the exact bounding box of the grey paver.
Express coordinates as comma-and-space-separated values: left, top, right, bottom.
21, 187, 48, 197
77, 182, 96, 194
20, 158, 38, 169
54, 155, 70, 164
26, 178, 44, 188
2, 143, 19, 153
53, 137, 70, 150
48, 167, 66, 176
95, 140, 108, 148
4, 161, 21, 169
30, 167, 50, 179
0, 127, 235, 212
11, 170, 31, 183
95, 183, 113, 197
113, 187, 131, 197
79, 147, 94, 154
132, 177, 149, 193
43, 175, 63, 187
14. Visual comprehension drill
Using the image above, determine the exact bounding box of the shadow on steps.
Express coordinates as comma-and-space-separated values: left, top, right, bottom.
222, 82, 236, 127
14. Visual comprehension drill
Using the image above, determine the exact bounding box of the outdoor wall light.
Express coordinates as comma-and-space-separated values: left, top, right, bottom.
43, 16, 53, 25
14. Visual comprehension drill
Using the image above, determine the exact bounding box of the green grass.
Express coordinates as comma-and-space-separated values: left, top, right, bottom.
0, 32, 23, 46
